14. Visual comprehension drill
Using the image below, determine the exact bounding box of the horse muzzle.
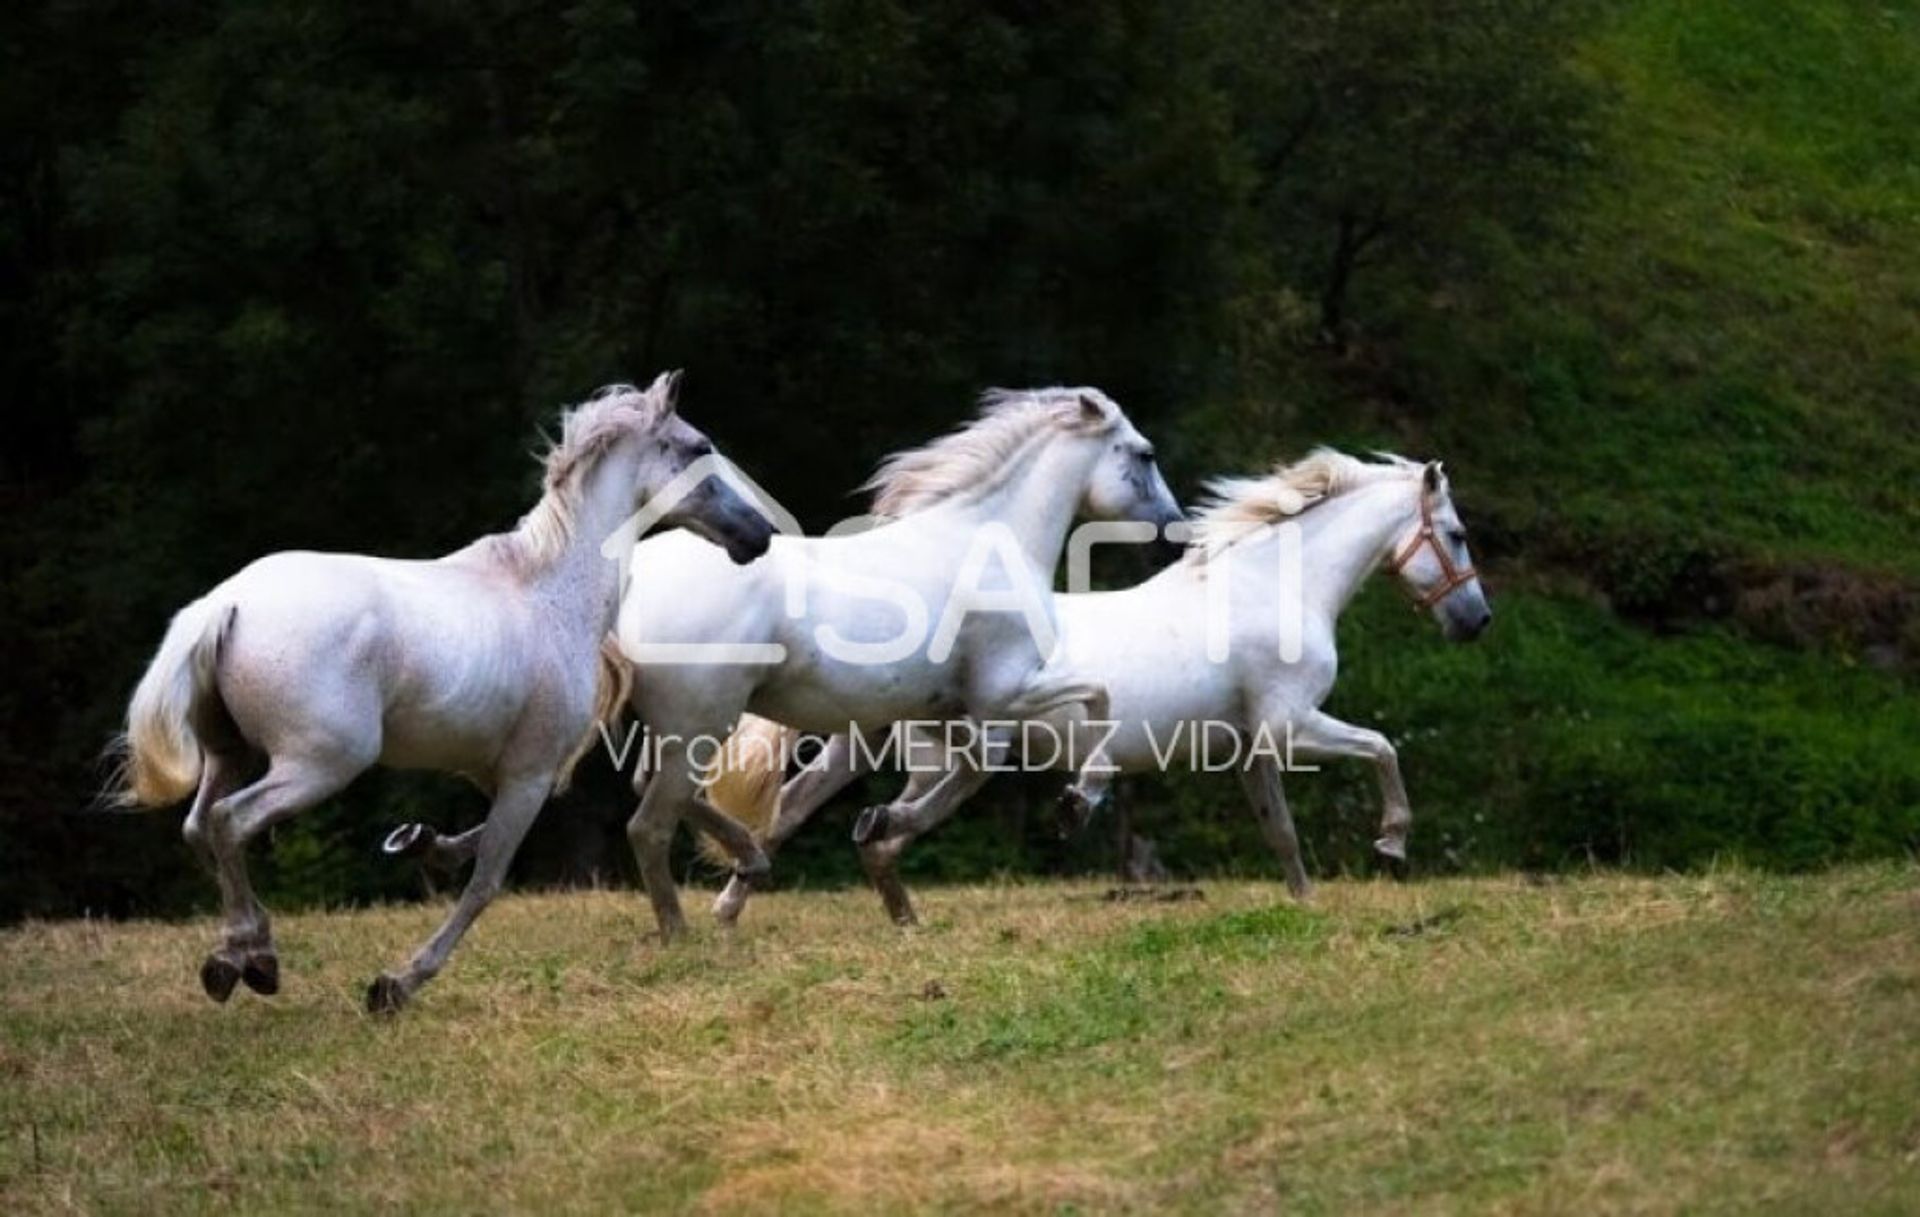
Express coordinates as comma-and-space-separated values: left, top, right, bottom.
721, 519, 775, 565
1444, 604, 1493, 642
667, 482, 775, 564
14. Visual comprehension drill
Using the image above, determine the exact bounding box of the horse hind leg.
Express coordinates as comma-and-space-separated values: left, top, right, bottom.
182, 752, 252, 1001
193, 753, 364, 1001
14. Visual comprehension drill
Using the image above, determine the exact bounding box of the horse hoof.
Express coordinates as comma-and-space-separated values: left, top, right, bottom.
241, 952, 280, 996
1055, 788, 1092, 838
382, 823, 431, 858
653, 916, 690, 946
1373, 839, 1410, 880
365, 975, 409, 1015
200, 955, 241, 1003
852, 805, 890, 846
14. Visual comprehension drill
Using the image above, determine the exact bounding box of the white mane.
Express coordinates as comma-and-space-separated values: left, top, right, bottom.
1185, 448, 1423, 563
494, 378, 674, 573
864, 387, 1117, 518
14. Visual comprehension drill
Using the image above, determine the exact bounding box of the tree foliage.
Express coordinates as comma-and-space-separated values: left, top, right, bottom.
17, 0, 1903, 922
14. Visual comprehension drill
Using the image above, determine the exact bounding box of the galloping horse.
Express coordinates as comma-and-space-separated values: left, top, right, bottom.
707, 450, 1490, 926
613, 387, 1183, 939
112, 374, 772, 1011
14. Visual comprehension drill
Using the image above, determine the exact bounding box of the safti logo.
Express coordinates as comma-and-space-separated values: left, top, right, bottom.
603, 457, 1304, 667
600, 453, 798, 665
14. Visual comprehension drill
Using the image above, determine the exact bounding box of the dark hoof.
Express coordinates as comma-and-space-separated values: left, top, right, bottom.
241, 952, 280, 996
382, 822, 432, 858
852, 805, 891, 846
200, 955, 241, 1003
1374, 838, 1410, 880
1055, 788, 1092, 838
364, 975, 409, 1015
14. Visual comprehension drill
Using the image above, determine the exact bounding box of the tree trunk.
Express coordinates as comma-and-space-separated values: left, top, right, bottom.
1319, 208, 1387, 349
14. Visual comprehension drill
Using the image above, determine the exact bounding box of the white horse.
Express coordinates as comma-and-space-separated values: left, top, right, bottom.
607, 388, 1182, 939
707, 450, 1490, 925
110, 373, 773, 1012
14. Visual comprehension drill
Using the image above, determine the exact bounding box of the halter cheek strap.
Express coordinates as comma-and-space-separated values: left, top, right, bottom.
1383, 485, 1478, 611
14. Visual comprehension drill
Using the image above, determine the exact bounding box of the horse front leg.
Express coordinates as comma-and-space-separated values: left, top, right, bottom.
712, 733, 867, 926
1003, 678, 1115, 835
366, 774, 552, 1014
381, 822, 483, 870
1287, 708, 1413, 866
626, 748, 698, 942
1237, 752, 1312, 900
851, 750, 993, 927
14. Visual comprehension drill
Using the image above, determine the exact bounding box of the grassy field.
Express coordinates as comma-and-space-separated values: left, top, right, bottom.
4, 868, 1918, 1214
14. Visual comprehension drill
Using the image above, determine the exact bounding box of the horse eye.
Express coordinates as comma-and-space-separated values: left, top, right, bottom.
1448, 529, 1468, 545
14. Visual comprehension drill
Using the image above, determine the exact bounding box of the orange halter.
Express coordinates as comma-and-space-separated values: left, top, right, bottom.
1383, 481, 1478, 610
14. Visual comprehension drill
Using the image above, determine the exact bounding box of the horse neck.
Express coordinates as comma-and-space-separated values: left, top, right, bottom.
521, 447, 642, 639
945, 429, 1103, 582
1288, 480, 1420, 621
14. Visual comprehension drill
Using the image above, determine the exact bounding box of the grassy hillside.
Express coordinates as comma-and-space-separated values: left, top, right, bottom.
1130, 0, 1920, 882
1411, 0, 1920, 577
1189, 0, 1920, 577
4, 870, 1918, 1213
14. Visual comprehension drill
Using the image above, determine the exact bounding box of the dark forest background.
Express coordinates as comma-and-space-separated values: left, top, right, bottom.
3, 0, 1917, 923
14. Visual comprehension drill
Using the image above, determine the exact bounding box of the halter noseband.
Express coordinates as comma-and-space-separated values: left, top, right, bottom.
1383, 480, 1477, 611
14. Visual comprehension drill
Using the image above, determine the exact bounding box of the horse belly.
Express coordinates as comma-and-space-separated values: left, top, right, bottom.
376, 603, 538, 776
378, 698, 520, 774
1066, 648, 1229, 774
749, 653, 966, 736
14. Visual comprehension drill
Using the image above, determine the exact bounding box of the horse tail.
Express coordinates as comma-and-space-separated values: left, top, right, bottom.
556, 634, 633, 794
108, 598, 236, 809
695, 714, 797, 866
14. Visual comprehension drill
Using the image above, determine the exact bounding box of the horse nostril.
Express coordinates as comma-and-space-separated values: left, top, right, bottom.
1477, 610, 1493, 632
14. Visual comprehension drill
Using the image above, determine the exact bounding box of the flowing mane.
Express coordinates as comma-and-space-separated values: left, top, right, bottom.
488, 378, 674, 573
1185, 448, 1422, 563
864, 387, 1117, 518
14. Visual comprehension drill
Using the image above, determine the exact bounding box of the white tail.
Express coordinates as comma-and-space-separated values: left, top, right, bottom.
695, 714, 798, 866
112, 598, 233, 808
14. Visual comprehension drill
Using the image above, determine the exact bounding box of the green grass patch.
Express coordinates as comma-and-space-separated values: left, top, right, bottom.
4, 873, 1917, 1212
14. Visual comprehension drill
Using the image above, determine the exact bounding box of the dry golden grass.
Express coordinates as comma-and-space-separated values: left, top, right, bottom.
3, 868, 1918, 1214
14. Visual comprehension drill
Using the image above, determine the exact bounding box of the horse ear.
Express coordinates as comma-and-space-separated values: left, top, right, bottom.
1423, 461, 1443, 491
1076, 393, 1107, 424
655, 369, 683, 416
